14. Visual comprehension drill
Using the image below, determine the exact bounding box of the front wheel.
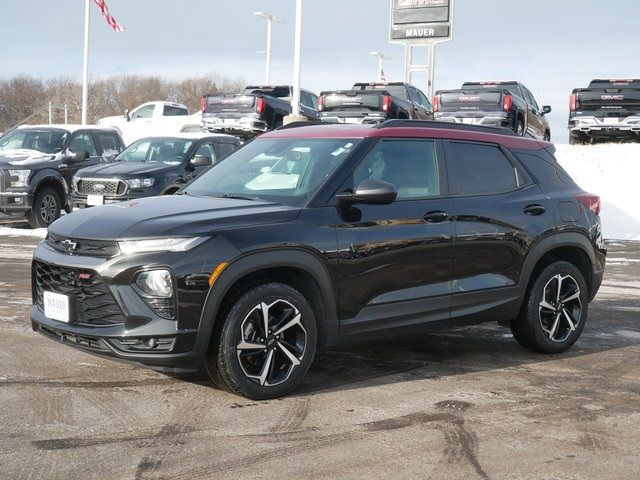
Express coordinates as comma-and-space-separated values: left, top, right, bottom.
28, 187, 61, 229
511, 261, 588, 354
206, 283, 317, 399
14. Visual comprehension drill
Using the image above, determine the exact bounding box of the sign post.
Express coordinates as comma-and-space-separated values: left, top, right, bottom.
389, 0, 455, 99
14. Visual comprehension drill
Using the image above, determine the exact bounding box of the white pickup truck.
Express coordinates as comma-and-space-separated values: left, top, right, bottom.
98, 101, 203, 146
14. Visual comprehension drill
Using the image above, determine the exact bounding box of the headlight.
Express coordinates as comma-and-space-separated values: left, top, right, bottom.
126, 178, 155, 189
136, 270, 173, 298
119, 237, 206, 255
8, 169, 30, 188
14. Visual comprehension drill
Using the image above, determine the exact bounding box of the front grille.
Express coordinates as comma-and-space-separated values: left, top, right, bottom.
78, 178, 127, 196
46, 233, 120, 258
33, 261, 125, 327
35, 324, 110, 352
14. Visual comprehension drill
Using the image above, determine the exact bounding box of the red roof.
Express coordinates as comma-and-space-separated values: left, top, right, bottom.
262, 123, 551, 151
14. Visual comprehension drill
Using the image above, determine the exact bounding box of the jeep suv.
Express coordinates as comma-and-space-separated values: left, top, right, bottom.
30, 121, 606, 399
0, 125, 124, 228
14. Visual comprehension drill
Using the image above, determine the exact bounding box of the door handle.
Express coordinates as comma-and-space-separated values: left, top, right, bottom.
423, 210, 450, 223
523, 204, 546, 216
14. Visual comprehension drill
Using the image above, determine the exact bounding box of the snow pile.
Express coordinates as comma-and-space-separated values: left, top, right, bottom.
555, 144, 640, 240
0, 226, 47, 238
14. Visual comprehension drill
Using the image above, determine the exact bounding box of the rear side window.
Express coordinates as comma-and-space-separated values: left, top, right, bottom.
447, 142, 518, 195
163, 105, 189, 116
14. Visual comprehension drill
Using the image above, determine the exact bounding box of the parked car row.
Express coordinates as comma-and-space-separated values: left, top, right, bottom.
0, 125, 241, 228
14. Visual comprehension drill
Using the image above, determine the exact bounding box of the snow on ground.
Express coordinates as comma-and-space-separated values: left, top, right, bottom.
555, 144, 640, 240
0, 225, 46, 238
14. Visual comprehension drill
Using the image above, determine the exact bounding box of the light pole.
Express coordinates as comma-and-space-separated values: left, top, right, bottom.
370, 51, 392, 82
291, 0, 303, 117
253, 11, 284, 85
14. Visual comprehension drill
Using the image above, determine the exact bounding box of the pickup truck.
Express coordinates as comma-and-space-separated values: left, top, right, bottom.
98, 101, 202, 146
433, 81, 552, 140
0, 124, 124, 228
201, 85, 319, 139
569, 79, 640, 144
318, 82, 433, 124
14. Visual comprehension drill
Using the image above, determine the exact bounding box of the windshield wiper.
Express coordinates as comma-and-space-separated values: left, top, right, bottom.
212, 193, 261, 201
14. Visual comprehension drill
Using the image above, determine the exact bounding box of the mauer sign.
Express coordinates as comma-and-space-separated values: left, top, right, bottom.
390, 0, 453, 43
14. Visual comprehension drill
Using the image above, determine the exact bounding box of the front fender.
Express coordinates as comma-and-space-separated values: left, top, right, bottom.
31, 169, 69, 197
198, 248, 339, 348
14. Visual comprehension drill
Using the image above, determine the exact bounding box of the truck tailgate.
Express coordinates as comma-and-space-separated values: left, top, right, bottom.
204, 94, 257, 114
576, 89, 640, 114
321, 91, 386, 113
437, 89, 504, 112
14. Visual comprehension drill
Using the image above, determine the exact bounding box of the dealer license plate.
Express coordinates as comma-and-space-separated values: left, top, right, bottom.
87, 194, 104, 206
43, 291, 70, 323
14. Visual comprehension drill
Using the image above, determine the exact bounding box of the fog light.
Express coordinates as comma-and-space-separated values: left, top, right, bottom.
136, 270, 173, 298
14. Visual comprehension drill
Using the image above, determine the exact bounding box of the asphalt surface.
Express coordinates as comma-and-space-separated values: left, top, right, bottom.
1, 231, 639, 480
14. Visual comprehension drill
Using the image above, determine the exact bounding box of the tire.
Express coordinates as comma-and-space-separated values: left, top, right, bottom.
511, 261, 588, 354
544, 131, 551, 142
28, 187, 61, 229
569, 132, 586, 145
205, 282, 317, 399
515, 120, 525, 136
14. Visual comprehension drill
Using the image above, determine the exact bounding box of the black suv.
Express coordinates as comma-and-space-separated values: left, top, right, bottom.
0, 125, 124, 228
30, 121, 606, 399
68, 133, 241, 209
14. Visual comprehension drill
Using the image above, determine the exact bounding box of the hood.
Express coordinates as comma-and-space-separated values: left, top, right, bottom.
48, 194, 301, 240
78, 161, 178, 178
0, 149, 59, 167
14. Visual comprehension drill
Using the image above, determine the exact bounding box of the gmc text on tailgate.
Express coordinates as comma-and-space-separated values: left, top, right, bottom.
433, 81, 552, 140
201, 85, 319, 139
318, 82, 433, 124
569, 79, 640, 144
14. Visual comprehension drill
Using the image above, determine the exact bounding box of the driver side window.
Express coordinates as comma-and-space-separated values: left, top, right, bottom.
131, 105, 155, 120
352, 140, 440, 200
68, 133, 97, 157
195, 143, 217, 163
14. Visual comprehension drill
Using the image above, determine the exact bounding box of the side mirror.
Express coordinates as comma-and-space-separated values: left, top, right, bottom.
124, 109, 130, 121
336, 178, 397, 205
190, 154, 213, 167
541, 105, 552, 115
69, 150, 89, 161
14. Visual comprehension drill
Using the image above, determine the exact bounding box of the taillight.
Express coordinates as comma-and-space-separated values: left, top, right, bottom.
317, 95, 324, 112
382, 95, 391, 113
503, 94, 512, 112
256, 97, 266, 114
577, 193, 601, 216
200, 97, 206, 113
432, 95, 439, 113
569, 94, 577, 112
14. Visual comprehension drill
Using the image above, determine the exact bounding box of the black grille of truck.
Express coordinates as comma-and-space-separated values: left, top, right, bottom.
33, 260, 125, 327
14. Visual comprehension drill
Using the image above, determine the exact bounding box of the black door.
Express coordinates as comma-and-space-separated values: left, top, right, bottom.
443, 140, 555, 322
335, 138, 454, 336
62, 131, 102, 184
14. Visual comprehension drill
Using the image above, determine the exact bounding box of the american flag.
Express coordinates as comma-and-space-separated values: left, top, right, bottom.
92, 0, 125, 32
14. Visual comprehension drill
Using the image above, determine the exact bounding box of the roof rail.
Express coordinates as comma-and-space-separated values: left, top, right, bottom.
374, 119, 518, 137
275, 120, 326, 131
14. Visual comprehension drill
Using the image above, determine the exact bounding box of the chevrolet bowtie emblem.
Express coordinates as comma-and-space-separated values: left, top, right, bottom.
61, 239, 78, 253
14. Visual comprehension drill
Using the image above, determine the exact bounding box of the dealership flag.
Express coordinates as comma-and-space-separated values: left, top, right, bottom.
92, 0, 125, 32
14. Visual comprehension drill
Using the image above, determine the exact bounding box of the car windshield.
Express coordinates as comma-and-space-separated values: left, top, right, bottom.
115, 138, 194, 165
0, 130, 68, 154
184, 138, 361, 207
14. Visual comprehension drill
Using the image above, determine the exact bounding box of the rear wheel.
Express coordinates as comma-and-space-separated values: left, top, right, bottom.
28, 187, 61, 229
511, 261, 588, 354
515, 120, 525, 136
544, 131, 551, 142
569, 132, 587, 145
205, 282, 317, 399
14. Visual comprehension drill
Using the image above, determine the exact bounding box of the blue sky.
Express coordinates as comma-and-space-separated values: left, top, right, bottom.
1, 0, 639, 142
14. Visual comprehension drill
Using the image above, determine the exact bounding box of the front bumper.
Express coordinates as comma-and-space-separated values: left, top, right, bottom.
29, 239, 220, 372
0, 191, 34, 216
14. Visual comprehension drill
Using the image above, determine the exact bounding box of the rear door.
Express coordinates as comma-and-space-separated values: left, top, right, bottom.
522, 86, 544, 138
407, 86, 431, 119
335, 138, 454, 335
443, 140, 554, 323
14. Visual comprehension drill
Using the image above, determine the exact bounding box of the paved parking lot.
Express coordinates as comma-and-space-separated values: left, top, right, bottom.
1, 231, 639, 479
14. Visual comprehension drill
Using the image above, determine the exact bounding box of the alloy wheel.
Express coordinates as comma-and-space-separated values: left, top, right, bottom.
538, 274, 582, 342
40, 195, 58, 224
236, 299, 307, 387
